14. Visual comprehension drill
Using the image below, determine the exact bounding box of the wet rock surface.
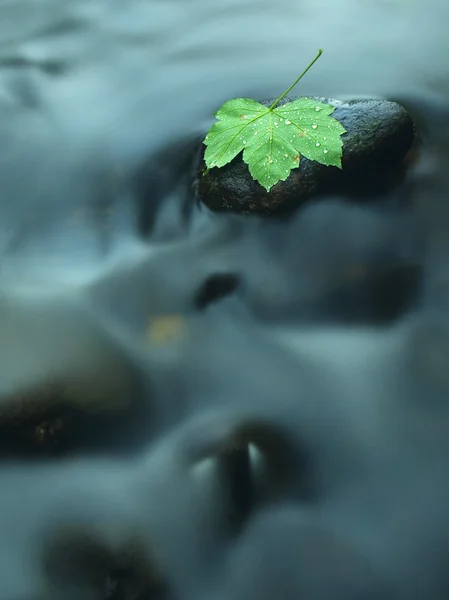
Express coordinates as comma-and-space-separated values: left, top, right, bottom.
195, 97, 416, 215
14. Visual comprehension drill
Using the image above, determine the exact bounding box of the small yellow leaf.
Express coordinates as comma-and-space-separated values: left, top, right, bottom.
146, 315, 186, 345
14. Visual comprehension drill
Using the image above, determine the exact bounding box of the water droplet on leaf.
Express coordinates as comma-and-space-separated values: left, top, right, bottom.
202, 92, 344, 191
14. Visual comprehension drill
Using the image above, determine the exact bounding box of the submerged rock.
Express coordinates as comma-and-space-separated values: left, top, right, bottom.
194, 97, 416, 215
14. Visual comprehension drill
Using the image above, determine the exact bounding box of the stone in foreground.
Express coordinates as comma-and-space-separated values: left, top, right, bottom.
195, 98, 415, 216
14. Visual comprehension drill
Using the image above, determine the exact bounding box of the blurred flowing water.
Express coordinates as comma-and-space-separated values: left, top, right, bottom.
2, 3, 449, 599
0, 0, 447, 284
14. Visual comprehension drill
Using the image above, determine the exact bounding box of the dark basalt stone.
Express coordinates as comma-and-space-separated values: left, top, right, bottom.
194, 97, 416, 215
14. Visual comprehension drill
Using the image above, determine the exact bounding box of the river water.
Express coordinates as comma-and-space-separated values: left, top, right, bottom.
0, 0, 447, 285
1, 3, 449, 599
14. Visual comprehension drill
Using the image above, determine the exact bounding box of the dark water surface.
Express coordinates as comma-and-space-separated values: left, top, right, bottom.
1, 2, 449, 599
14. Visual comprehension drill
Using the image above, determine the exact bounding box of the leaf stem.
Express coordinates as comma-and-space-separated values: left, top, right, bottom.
268, 48, 323, 111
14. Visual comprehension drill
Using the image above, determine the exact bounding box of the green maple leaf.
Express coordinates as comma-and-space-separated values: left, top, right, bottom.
203, 49, 347, 192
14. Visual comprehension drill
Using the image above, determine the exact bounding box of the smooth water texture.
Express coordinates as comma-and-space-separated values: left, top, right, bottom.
2, 4, 449, 599
0, 0, 447, 286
